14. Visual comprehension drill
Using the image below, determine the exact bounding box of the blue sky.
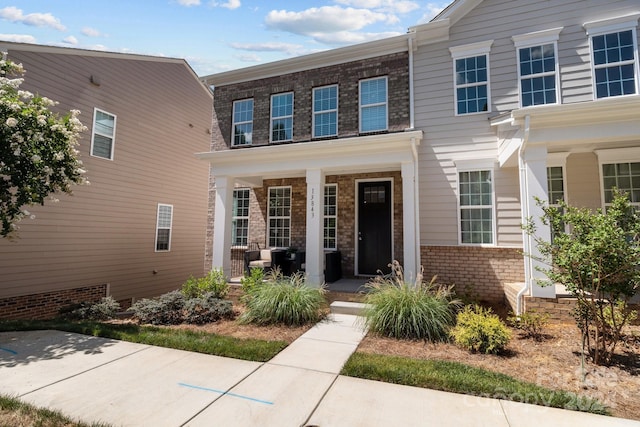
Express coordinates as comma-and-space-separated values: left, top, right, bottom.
0, 1, 451, 76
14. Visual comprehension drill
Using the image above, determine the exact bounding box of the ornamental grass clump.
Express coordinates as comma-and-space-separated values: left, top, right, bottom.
240, 271, 326, 326
362, 261, 461, 342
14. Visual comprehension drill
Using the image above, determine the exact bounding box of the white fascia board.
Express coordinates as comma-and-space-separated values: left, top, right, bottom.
196, 130, 423, 178
202, 34, 410, 87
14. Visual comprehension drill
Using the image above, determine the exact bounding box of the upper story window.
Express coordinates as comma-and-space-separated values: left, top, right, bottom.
232, 99, 253, 146
513, 28, 562, 108
232, 188, 250, 246
359, 76, 387, 133
585, 14, 640, 99
155, 203, 173, 252
271, 92, 293, 142
91, 108, 116, 160
313, 85, 338, 138
450, 40, 493, 115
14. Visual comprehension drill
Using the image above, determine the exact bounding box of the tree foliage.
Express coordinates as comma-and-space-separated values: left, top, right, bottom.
0, 55, 87, 238
527, 191, 640, 365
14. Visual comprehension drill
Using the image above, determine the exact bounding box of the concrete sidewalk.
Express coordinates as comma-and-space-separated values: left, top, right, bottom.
1, 314, 638, 427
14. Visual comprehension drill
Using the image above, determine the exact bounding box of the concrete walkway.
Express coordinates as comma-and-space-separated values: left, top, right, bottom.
1, 314, 638, 427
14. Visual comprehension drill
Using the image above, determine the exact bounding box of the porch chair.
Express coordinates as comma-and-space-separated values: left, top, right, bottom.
244, 243, 273, 274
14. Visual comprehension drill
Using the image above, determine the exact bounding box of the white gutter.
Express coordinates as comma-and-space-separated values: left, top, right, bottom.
516, 114, 531, 315
411, 137, 421, 279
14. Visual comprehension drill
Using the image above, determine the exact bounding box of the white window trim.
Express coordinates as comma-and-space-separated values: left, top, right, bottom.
595, 147, 640, 209
313, 85, 339, 138
270, 92, 294, 143
359, 76, 388, 133
155, 203, 173, 252
90, 107, 116, 160
584, 14, 640, 100
450, 40, 494, 116
454, 158, 496, 246
267, 186, 292, 248
324, 184, 338, 250
232, 188, 250, 247
513, 28, 563, 108
547, 152, 569, 205
231, 99, 253, 147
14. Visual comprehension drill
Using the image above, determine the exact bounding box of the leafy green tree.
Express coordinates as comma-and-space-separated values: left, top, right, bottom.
527, 191, 639, 365
0, 55, 87, 238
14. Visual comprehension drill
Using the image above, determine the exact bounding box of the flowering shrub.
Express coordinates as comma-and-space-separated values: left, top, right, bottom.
0, 54, 87, 238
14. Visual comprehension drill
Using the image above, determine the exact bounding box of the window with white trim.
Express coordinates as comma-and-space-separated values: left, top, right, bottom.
547, 166, 565, 206
459, 170, 494, 244
232, 189, 250, 246
313, 85, 338, 138
91, 108, 116, 159
359, 77, 387, 133
155, 204, 173, 252
267, 186, 291, 247
232, 99, 253, 146
585, 15, 640, 99
271, 93, 293, 142
602, 162, 640, 209
450, 40, 493, 115
324, 184, 337, 250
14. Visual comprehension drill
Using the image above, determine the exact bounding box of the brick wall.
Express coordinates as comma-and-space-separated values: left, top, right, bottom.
421, 246, 524, 303
211, 52, 410, 149
0, 284, 108, 320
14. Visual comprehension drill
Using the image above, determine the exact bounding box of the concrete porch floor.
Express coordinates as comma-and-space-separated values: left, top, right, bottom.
230, 277, 369, 294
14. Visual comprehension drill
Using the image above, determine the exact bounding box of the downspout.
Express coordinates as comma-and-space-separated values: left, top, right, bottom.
408, 35, 415, 130
408, 34, 420, 279
516, 114, 531, 315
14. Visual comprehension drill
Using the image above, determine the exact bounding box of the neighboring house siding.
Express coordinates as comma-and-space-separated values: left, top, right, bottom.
414, 0, 640, 248
0, 48, 212, 314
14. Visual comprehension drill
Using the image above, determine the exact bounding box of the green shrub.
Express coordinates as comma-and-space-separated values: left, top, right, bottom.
507, 310, 550, 340
451, 305, 511, 354
131, 291, 185, 325
183, 292, 233, 324
240, 273, 326, 326
240, 267, 265, 300
362, 261, 460, 341
60, 296, 121, 321
181, 268, 229, 299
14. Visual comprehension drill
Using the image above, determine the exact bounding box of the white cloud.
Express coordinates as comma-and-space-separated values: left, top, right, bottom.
313, 30, 401, 45
89, 44, 107, 51
211, 0, 241, 9
0, 6, 66, 31
0, 33, 37, 43
177, 0, 201, 6
62, 35, 78, 45
81, 27, 103, 37
265, 6, 387, 35
418, 2, 448, 23
230, 41, 305, 55
235, 53, 261, 63
334, 0, 419, 14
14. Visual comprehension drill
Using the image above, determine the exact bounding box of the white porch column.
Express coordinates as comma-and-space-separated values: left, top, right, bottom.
212, 175, 234, 278
522, 146, 555, 298
401, 161, 418, 283
305, 169, 325, 287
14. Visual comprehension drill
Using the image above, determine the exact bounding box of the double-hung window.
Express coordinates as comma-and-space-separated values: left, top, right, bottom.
585, 15, 639, 99
232, 189, 250, 246
313, 85, 338, 138
450, 40, 493, 115
91, 108, 116, 159
267, 186, 291, 247
602, 162, 640, 209
324, 184, 337, 250
155, 204, 173, 252
232, 99, 253, 146
271, 93, 293, 142
458, 168, 494, 245
513, 28, 562, 108
359, 77, 387, 133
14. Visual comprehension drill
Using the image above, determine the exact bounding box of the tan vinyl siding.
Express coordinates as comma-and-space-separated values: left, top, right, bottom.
414, 0, 640, 248
0, 48, 212, 302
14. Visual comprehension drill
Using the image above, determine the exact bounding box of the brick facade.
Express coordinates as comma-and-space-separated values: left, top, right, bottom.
0, 284, 108, 320
421, 246, 524, 303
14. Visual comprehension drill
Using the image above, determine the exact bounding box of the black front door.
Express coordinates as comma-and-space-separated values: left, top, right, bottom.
357, 181, 392, 275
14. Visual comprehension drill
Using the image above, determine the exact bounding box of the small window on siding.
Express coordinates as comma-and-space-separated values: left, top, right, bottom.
155, 204, 173, 252
602, 162, 640, 208
359, 77, 388, 133
591, 30, 638, 98
519, 44, 558, 107
232, 188, 250, 246
459, 170, 494, 244
91, 108, 116, 160
324, 184, 337, 250
455, 55, 489, 114
232, 99, 253, 146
